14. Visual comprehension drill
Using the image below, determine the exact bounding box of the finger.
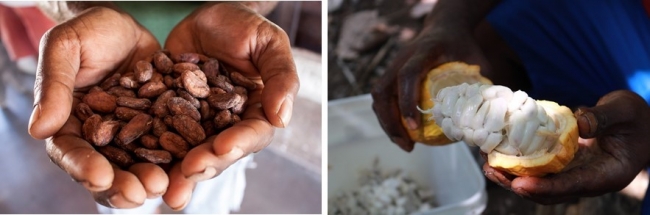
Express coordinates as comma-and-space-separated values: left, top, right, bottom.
574, 90, 647, 138
397, 53, 428, 131
482, 163, 514, 189
371, 65, 415, 152
128, 163, 169, 199
181, 104, 273, 182
29, 27, 81, 139
92, 165, 147, 209
164, 164, 196, 211
46, 116, 113, 191
370, 46, 419, 152
256, 25, 300, 128
371, 96, 415, 152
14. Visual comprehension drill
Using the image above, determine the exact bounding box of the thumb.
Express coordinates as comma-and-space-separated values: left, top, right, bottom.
574, 90, 646, 138
256, 27, 299, 128
29, 28, 81, 139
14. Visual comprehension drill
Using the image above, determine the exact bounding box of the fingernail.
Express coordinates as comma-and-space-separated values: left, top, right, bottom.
577, 110, 598, 136
108, 191, 142, 208
277, 96, 293, 128
186, 166, 217, 182
405, 117, 418, 130
28, 104, 41, 131
74, 178, 111, 191
171, 194, 191, 211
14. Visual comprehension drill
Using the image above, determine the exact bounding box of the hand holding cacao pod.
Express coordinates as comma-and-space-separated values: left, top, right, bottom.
484, 90, 650, 204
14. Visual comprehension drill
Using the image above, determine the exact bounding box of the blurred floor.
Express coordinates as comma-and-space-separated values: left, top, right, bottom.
0, 42, 322, 213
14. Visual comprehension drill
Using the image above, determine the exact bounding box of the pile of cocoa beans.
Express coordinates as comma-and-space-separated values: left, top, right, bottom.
74, 50, 256, 169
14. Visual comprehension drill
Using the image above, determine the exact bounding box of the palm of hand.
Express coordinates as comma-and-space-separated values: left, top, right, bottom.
155, 2, 300, 210
44, 7, 160, 89
484, 91, 650, 205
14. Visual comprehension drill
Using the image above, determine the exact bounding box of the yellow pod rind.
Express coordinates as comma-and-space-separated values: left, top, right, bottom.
487, 100, 579, 177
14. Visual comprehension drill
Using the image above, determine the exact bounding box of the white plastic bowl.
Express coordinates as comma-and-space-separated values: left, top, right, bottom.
328, 94, 487, 215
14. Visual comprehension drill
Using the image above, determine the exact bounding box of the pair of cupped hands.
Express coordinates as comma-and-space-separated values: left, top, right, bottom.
27, 3, 299, 210
372, 24, 650, 204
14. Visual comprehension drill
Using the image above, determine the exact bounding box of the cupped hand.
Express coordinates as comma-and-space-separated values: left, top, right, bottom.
484, 90, 650, 204
28, 7, 167, 208
162, 2, 299, 210
371, 25, 490, 152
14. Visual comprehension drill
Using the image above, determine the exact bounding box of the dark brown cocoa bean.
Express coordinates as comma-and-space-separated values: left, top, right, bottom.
97, 145, 134, 168
207, 92, 242, 110
207, 75, 233, 92
134, 148, 172, 163
172, 53, 200, 64
150, 90, 176, 117
153, 51, 173, 74
119, 73, 140, 89
173, 77, 183, 88
230, 71, 257, 90
100, 73, 121, 90
152, 117, 167, 137
151, 71, 164, 83
177, 90, 201, 109
82, 114, 102, 144
138, 81, 168, 98
202, 59, 220, 78
159, 132, 189, 158
91, 120, 120, 147
116, 113, 153, 147
102, 114, 116, 121
163, 75, 174, 88
181, 70, 210, 98
115, 107, 144, 121
213, 109, 232, 129
82, 90, 117, 113
172, 115, 206, 146
233, 86, 247, 96
75, 103, 94, 121
107, 86, 136, 98
210, 87, 227, 95
167, 97, 201, 121
116, 97, 151, 110
140, 134, 159, 149
202, 120, 216, 137
135, 60, 153, 83
199, 100, 214, 120
163, 115, 174, 127
231, 87, 247, 114
172, 62, 200, 74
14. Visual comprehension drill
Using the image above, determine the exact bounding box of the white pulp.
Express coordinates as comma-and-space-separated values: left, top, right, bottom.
425, 83, 560, 156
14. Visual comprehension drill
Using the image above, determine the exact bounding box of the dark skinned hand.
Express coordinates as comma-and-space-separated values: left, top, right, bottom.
162, 2, 299, 210
27, 7, 166, 208
483, 90, 650, 204
371, 26, 491, 152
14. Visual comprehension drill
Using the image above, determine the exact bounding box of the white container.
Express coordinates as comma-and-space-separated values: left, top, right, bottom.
328, 94, 487, 215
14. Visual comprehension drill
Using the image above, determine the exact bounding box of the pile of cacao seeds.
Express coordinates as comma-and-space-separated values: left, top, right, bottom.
74, 50, 256, 169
